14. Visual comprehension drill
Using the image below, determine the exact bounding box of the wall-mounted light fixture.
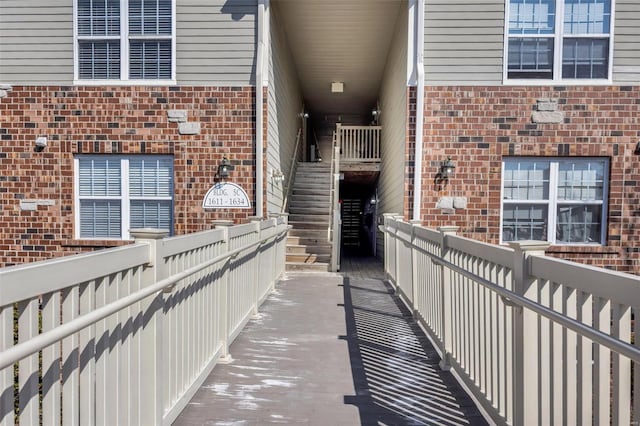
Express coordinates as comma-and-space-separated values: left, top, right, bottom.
217, 156, 234, 181
435, 157, 455, 184
270, 168, 284, 183
371, 108, 381, 119
298, 112, 309, 119
635, 141, 640, 155
35, 136, 47, 152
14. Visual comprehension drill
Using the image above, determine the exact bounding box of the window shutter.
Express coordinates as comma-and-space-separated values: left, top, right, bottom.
130, 200, 172, 231
79, 158, 121, 196
80, 200, 122, 238
77, 0, 120, 36
129, 157, 173, 197
129, 41, 171, 80
78, 41, 121, 80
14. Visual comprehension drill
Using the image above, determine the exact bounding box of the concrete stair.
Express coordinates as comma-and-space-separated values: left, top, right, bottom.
285, 162, 333, 272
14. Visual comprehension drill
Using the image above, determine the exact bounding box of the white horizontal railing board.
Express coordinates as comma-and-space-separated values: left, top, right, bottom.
530, 256, 640, 306
161, 228, 226, 257
0, 244, 149, 306
227, 222, 257, 239
260, 218, 276, 231
447, 235, 514, 269
413, 226, 440, 243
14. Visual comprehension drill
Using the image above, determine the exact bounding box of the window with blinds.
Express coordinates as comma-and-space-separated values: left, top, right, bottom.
75, 0, 174, 81
76, 156, 174, 239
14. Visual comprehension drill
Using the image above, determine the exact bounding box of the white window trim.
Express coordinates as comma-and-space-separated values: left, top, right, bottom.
73, 0, 177, 85
499, 157, 609, 246
502, 0, 616, 85
74, 155, 174, 240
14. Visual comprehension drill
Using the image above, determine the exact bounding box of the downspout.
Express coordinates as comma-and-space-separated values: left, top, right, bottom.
255, 0, 269, 218
412, 0, 425, 222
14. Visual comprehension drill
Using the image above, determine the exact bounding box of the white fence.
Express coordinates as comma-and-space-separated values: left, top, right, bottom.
336, 124, 381, 163
382, 214, 639, 426
0, 217, 288, 426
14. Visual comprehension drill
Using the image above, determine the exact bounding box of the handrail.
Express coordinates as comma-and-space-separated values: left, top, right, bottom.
387, 226, 640, 363
0, 228, 289, 371
329, 126, 341, 271
281, 127, 303, 213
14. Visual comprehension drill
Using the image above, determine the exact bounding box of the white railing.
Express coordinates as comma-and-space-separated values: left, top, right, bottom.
329, 141, 341, 272
0, 217, 288, 426
336, 124, 381, 163
382, 214, 639, 426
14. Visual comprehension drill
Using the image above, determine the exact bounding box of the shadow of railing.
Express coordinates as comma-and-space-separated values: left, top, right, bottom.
341, 275, 487, 425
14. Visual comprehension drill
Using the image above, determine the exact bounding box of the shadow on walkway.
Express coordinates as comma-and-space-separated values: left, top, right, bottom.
340, 255, 487, 425
173, 253, 487, 425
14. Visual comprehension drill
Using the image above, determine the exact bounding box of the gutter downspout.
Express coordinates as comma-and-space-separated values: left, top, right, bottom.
256, 0, 269, 218
412, 0, 425, 222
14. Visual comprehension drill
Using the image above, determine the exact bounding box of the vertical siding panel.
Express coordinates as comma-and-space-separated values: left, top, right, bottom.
377, 2, 408, 259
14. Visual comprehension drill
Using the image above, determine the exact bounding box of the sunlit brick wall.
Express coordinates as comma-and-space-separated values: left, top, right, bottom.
0, 86, 257, 266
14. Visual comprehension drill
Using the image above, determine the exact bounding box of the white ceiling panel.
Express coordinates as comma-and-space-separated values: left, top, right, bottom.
276, 0, 404, 117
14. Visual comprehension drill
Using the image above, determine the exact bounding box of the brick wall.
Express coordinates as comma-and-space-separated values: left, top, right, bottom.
0, 85, 257, 266
419, 85, 640, 274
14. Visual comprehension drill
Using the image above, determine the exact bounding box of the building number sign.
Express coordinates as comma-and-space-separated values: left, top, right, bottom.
202, 182, 251, 209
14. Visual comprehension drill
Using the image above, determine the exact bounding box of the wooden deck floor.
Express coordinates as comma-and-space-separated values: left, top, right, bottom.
173, 255, 487, 425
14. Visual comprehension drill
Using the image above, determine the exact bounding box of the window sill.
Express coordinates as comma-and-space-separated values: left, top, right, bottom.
546, 245, 619, 255
73, 79, 177, 87
62, 239, 133, 249
502, 78, 613, 86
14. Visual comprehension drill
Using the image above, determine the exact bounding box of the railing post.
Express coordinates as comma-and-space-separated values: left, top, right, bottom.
212, 221, 234, 363
382, 213, 397, 283
249, 217, 262, 316
438, 226, 458, 371
410, 220, 422, 314
509, 241, 549, 426
131, 228, 169, 426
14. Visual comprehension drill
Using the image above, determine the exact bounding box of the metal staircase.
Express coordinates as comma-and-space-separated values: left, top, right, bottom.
286, 162, 333, 271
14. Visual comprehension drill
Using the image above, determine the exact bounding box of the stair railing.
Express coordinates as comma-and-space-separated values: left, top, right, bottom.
329, 126, 341, 272
281, 128, 303, 214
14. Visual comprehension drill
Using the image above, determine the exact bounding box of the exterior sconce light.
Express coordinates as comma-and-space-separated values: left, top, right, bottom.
298, 112, 309, 119
35, 136, 47, 152
435, 157, 455, 183
270, 169, 285, 183
217, 156, 234, 181
371, 108, 381, 118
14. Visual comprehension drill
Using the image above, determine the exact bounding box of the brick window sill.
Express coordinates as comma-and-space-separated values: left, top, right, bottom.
62, 239, 133, 249
546, 245, 619, 255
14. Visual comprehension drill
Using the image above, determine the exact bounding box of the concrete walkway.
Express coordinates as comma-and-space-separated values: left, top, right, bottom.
174, 256, 487, 425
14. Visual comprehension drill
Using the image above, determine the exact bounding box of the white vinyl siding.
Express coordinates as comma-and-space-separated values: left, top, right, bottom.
176, 0, 257, 85
424, 1, 505, 85
501, 157, 608, 245
74, 0, 175, 84
266, 3, 303, 216
505, 0, 614, 82
75, 155, 174, 239
377, 2, 408, 258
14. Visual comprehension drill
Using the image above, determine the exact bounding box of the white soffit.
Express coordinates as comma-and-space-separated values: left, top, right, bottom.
276, 0, 403, 116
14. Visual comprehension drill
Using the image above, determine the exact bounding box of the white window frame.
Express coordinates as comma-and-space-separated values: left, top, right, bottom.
503, 0, 616, 85
499, 157, 609, 246
73, 0, 177, 85
74, 155, 174, 240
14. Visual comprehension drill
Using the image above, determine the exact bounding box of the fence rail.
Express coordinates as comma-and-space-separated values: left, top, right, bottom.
0, 217, 288, 426
382, 214, 639, 426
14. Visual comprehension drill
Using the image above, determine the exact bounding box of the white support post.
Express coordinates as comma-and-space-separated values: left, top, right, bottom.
438, 226, 458, 371
213, 222, 234, 363
249, 217, 262, 316
131, 229, 168, 426
410, 220, 422, 317
509, 241, 549, 426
